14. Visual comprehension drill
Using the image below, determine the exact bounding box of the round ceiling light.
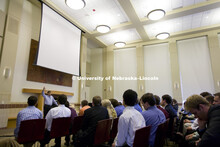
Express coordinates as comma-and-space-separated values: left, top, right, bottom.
147, 9, 165, 20
156, 32, 170, 40
66, 0, 86, 10
114, 42, 126, 48
96, 25, 111, 33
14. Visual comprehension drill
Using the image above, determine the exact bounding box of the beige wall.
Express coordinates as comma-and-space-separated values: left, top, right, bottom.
102, 30, 220, 103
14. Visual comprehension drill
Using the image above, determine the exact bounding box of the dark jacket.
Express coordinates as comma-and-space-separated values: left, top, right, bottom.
198, 105, 220, 147
75, 105, 109, 146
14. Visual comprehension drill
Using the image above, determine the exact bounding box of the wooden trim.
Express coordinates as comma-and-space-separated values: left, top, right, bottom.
22, 88, 74, 96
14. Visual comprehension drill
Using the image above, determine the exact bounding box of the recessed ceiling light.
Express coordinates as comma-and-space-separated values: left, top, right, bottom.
147, 9, 166, 20
96, 25, 111, 33
114, 42, 126, 48
156, 32, 170, 40
65, 0, 86, 10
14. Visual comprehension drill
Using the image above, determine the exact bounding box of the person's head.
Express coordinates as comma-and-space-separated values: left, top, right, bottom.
141, 93, 155, 110
92, 96, 101, 106
47, 91, 51, 96
27, 96, 38, 106
172, 99, 178, 105
81, 100, 88, 107
213, 92, 220, 105
205, 95, 214, 105
154, 95, 161, 105
161, 94, 172, 105
102, 99, 112, 108
200, 92, 211, 97
123, 89, 137, 106
185, 94, 210, 120
57, 94, 67, 104
109, 99, 119, 108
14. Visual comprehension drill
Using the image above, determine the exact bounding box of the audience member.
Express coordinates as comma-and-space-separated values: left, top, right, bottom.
101, 99, 117, 118
205, 95, 214, 105
141, 93, 166, 147
109, 98, 125, 117
134, 99, 142, 112
200, 92, 212, 98
14, 96, 43, 147
172, 99, 179, 113
64, 101, 77, 146
213, 92, 220, 105
40, 94, 71, 147
74, 96, 109, 147
154, 95, 169, 119
185, 94, 220, 147
161, 94, 177, 137
42, 87, 58, 118
78, 100, 90, 116
114, 89, 145, 147
0, 138, 20, 147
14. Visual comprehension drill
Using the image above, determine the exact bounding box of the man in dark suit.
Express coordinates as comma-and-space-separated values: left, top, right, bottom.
74, 96, 109, 147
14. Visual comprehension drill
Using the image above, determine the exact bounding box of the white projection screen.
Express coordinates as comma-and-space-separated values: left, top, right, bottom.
37, 3, 81, 76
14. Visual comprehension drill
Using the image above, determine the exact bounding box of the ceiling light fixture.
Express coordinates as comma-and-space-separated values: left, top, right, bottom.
156, 32, 170, 40
96, 25, 111, 33
65, 0, 86, 10
147, 9, 165, 20
114, 42, 126, 48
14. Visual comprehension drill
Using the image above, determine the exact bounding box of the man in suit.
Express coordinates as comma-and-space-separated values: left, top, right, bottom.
74, 96, 109, 147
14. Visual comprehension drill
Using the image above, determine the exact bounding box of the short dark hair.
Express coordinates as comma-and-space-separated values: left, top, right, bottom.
200, 92, 211, 97
109, 99, 119, 108
162, 94, 172, 104
27, 96, 38, 106
123, 89, 137, 106
214, 92, 220, 98
81, 100, 88, 107
57, 94, 67, 104
172, 99, 178, 104
65, 101, 70, 108
205, 95, 214, 104
47, 91, 51, 94
154, 95, 160, 105
141, 93, 155, 106
93, 96, 101, 106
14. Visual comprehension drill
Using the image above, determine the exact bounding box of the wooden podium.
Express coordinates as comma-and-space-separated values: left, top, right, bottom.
22, 88, 74, 111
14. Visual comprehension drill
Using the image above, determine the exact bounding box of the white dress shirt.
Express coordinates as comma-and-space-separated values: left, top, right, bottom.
45, 104, 71, 131
115, 106, 146, 147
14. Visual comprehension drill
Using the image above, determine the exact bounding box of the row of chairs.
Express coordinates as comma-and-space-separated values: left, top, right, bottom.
17, 116, 83, 146
17, 116, 170, 147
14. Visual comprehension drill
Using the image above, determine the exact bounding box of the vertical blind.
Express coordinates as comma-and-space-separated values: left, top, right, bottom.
177, 36, 214, 100
143, 43, 173, 97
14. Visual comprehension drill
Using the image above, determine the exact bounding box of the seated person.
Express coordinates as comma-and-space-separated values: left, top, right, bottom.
113, 89, 145, 147
109, 98, 125, 117
40, 94, 71, 147
101, 99, 117, 119
78, 100, 90, 116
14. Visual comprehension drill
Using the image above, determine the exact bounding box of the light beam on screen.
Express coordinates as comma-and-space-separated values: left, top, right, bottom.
37, 3, 81, 76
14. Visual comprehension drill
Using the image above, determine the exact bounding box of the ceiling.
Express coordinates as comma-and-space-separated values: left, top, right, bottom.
42, 0, 220, 48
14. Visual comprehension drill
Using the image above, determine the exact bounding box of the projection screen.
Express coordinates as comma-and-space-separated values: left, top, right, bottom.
36, 3, 81, 76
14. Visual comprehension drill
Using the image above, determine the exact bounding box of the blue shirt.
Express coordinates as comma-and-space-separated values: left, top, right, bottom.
165, 104, 177, 118
141, 106, 166, 147
134, 104, 142, 112
116, 106, 145, 147
42, 90, 58, 106
14, 106, 43, 137
114, 105, 125, 117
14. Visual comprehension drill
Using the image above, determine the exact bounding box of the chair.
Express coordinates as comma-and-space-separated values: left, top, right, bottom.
72, 115, 84, 135
154, 122, 166, 147
93, 119, 112, 146
133, 125, 151, 147
110, 117, 119, 139
50, 117, 71, 139
17, 119, 46, 145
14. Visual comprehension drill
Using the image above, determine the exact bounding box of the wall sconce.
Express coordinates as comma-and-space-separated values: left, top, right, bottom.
139, 85, 144, 91
108, 85, 112, 92
3, 67, 11, 78
217, 80, 220, 87
173, 82, 179, 90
